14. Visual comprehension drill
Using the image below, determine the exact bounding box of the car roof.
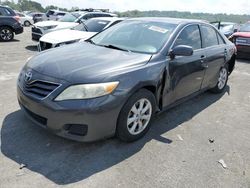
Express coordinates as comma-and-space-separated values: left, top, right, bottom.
71, 11, 115, 16
47, 9, 67, 13
89, 17, 125, 21
128, 17, 208, 25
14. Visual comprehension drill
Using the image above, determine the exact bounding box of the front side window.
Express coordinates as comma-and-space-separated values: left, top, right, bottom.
201, 25, 219, 47
91, 20, 177, 54
174, 25, 201, 50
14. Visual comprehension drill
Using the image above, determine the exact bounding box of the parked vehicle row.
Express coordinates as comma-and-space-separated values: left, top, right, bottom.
38, 17, 125, 51
0, 5, 23, 41
31, 11, 117, 41
17, 18, 236, 142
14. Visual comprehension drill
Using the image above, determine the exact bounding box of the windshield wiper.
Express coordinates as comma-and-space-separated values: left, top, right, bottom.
101, 44, 131, 52
86, 39, 96, 44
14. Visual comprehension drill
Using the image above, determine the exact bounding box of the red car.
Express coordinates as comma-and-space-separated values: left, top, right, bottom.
229, 22, 250, 59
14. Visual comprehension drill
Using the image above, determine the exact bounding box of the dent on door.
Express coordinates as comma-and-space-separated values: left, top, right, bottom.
162, 51, 206, 107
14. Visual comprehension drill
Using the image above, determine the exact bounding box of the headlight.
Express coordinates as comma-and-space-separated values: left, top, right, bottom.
55, 82, 119, 101
43, 25, 57, 30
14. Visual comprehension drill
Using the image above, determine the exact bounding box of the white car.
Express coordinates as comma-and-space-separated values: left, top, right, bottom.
38, 17, 125, 51
42, 9, 67, 21
32, 11, 117, 41
16, 12, 34, 26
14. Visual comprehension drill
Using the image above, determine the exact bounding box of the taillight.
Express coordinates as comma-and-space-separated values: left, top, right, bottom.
13, 16, 20, 22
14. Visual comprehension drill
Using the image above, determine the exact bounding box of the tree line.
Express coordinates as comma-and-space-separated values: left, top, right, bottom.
1, 0, 250, 23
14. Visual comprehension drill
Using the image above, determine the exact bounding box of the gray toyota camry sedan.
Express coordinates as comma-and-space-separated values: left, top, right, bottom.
17, 18, 236, 142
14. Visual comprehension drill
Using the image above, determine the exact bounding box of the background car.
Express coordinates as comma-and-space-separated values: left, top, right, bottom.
38, 17, 125, 51
43, 9, 67, 21
28, 12, 45, 23
18, 18, 236, 142
16, 12, 34, 26
229, 22, 250, 59
0, 5, 23, 41
31, 11, 117, 41
212, 21, 239, 38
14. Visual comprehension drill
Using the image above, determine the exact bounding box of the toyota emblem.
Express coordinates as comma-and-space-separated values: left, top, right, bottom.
24, 71, 32, 82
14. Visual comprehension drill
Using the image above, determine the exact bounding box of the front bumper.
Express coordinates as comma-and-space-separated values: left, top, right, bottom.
17, 86, 125, 142
32, 33, 42, 41
14, 26, 23, 35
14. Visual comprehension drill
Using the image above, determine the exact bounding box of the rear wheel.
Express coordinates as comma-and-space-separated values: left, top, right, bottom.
24, 21, 31, 27
210, 64, 228, 93
0, 26, 14, 41
116, 89, 156, 142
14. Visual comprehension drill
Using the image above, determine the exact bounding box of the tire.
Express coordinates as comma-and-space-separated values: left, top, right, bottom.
116, 89, 156, 142
0, 26, 14, 41
210, 64, 229, 93
24, 21, 31, 27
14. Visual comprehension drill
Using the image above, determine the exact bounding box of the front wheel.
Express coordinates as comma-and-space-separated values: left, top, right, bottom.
116, 89, 156, 142
210, 65, 228, 93
0, 26, 14, 41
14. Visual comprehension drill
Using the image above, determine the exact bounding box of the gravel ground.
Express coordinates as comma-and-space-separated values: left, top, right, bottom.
0, 28, 250, 188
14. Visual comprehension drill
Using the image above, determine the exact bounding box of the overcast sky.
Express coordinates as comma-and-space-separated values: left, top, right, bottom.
16, 0, 250, 15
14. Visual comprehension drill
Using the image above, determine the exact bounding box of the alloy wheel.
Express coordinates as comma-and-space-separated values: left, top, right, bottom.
0, 29, 13, 41
218, 67, 227, 90
127, 98, 152, 135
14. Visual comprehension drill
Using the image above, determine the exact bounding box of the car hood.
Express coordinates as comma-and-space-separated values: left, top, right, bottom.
40, 29, 97, 44
34, 20, 78, 29
27, 42, 152, 83
34, 20, 61, 27
232, 32, 250, 38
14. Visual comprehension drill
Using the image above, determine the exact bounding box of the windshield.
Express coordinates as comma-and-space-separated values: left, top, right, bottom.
91, 20, 177, 54
73, 19, 110, 32
58, 13, 79, 22
239, 23, 250, 32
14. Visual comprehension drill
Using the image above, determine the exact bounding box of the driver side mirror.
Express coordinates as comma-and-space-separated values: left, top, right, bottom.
169, 45, 194, 59
233, 28, 238, 33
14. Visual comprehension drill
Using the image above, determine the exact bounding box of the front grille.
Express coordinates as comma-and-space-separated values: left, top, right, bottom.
32, 33, 41, 41
23, 80, 60, 99
32, 26, 42, 34
22, 105, 47, 126
40, 41, 52, 51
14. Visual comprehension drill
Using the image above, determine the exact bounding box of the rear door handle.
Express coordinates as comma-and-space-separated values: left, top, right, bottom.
200, 55, 208, 68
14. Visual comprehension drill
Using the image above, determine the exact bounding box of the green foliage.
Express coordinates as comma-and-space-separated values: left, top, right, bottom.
2, 0, 44, 12
118, 10, 250, 23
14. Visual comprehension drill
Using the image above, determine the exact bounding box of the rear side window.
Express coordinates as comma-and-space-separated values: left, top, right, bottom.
217, 33, 225, 44
0, 7, 13, 16
174, 25, 202, 50
201, 25, 219, 47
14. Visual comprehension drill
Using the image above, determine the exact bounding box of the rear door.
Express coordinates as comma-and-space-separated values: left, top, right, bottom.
165, 24, 206, 105
199, 25, 226, 89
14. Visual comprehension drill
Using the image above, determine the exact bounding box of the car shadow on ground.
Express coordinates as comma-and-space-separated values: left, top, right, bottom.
0, 39, 20, 43
0, 87, 229, 185
25, 45, 38, 52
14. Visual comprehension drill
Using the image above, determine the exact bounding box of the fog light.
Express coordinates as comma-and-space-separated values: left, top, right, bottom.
64, 124, 88, 136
